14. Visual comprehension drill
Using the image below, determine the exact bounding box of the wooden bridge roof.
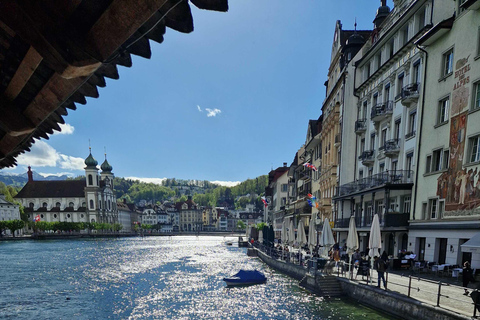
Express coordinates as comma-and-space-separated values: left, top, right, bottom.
0, 0, 228, 168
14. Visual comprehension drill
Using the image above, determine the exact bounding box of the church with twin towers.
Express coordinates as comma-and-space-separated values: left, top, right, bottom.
15, 149, 118, 228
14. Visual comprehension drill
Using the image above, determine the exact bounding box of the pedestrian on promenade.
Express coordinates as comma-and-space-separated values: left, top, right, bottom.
374, 256, 387, 289
463, 261, 474, 295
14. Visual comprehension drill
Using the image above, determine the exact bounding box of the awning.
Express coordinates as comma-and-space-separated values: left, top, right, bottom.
461, 233, 480, 253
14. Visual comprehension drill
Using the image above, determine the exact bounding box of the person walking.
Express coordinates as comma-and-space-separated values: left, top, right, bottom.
463, 261, 474, 295
374, 256, 387, 289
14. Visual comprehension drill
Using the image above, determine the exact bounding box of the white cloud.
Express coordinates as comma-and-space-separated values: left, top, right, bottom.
15, 140, 84, 171
205, 108, 221, 117
197, 105, 202, 112
58, 154, 85, 170
58, 123, 75, 135
125, 177, 167, 185
211, 180, 241, 187
16, 140, 60, 167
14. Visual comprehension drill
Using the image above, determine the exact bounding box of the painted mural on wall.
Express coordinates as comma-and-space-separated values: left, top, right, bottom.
437, 56, 480, 215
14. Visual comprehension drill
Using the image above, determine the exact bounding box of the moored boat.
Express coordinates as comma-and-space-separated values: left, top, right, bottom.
223, 270, 267, 286
238, 236, 249, 247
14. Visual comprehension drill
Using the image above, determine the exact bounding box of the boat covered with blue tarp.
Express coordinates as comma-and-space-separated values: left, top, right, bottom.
223, 270, 267, 286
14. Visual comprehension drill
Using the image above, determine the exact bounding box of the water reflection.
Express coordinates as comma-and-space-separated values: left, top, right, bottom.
0, 236, 393, 319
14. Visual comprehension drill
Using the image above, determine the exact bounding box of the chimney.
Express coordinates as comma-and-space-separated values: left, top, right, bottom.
283, 162, 287, 167
27, 166, 33, 182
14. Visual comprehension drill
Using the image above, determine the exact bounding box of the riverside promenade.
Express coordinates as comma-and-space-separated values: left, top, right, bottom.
252, 244, 476, 320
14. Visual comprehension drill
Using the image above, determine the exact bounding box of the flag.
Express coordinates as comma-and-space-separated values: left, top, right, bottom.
261, 196, 268, 207
303, 163, 318, 171
34, 215, 40, 222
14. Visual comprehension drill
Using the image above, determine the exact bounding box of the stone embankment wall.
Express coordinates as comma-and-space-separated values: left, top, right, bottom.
255, 248, 470, 320
338, 279, 470, 320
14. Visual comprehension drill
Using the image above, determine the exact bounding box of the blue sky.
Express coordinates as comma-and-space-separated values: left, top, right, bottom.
2, 1, 380, 186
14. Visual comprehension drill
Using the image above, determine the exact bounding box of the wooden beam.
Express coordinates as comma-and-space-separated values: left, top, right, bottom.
84, 0, 169, 61
0, 2, 101, 79
4, 46, 43, 101
0, 97, 36, 137
23, 73, 87, 125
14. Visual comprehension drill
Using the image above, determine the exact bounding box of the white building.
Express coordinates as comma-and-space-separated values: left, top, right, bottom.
0, 194, 22, 236
334, 0, 451, 256
15, 152, 118, 228
410, 1, 480, 267
267, 163, 289, 238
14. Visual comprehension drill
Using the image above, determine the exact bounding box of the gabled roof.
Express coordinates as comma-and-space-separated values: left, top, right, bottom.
0, 0, 228, 168
15, 180, 86, 198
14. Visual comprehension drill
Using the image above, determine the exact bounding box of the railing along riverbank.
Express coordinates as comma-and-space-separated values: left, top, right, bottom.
252, 242, 476, 319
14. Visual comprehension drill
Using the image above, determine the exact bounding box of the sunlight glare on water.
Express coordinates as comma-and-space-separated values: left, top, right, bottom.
0, 236, 393, 319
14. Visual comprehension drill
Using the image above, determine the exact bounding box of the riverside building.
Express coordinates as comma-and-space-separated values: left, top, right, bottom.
409, 1, 480, 268
333, 0, 452, 255
267, 163, 290, 238
15, 151, 118, 228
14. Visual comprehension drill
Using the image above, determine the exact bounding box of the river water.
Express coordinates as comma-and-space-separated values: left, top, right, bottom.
0, 236, 394, 319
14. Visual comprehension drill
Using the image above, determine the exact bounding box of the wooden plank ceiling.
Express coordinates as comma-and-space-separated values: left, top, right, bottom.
0, 0, 228, 168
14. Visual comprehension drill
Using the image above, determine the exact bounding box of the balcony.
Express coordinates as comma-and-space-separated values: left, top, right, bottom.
383, 212, 409, 227
335, 170, 414, 198
400, 83, 420, 106
334, 133, 341, 147
355, 119, 367, 134
358, 150, 375, 166
370, 101, 393, 123
380, 139, 400, 157
334, 218, 350, 228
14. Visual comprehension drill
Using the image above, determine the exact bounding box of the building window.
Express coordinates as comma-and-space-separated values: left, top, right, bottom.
389, 38, 395, 59
429, 198, 438, 219
379, 162, 385, 172
442, 150, 449, 170
413, 60, 421, 84
359, 170, 364, 179
473, 81, 480, 111
394, 119, 401, 139
407, 110, 416, 137
401, 24, 409, 46
442, 48, 453, 77
370, 134, 375, 150
426, 155, 432, 174
437, 97, 449, 125
421, 202, 427, 220
468, 134, 480, 163
42, 202, 47, 208
69, 202, 74, 208
384, 84, 391, 101
55, 202, 61, 208
397, 73, 404, 98
281, 184, 288, 192
403, 195, 411, 214
432, 149, 443, 172
90, 200, 94, 209
88, 174, 93, 186
54, 214, 57, 218
29, 202, 34, 209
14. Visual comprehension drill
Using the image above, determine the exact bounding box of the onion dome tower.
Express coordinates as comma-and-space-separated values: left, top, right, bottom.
84, 148, 99, 187
373, 0, 390, 29
100, 152, 114, 189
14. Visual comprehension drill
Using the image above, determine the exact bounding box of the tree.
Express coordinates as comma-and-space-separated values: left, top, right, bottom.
5, 219, 24, 237
255, 222, 267, 231
113, 223, 123, 232
237, 220, 246, 230
0, 220, 6, 237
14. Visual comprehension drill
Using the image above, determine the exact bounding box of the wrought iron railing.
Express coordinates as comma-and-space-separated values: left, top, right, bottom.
379, 139, 400, 153
401, 82, 420, 100
370, 101, 393, 120
355, 119, 367, 132
335, 170, 414, 198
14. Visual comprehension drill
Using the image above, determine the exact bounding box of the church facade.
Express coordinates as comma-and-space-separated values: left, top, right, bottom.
15, 151, 118, 227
